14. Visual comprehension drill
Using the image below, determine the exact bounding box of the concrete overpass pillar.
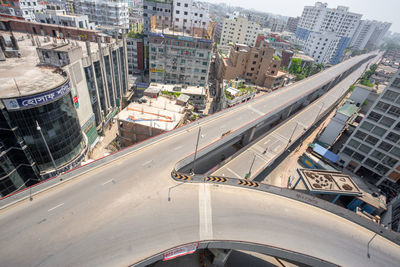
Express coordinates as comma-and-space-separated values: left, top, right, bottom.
242, 126, 256, 146
209, 248, 232, 267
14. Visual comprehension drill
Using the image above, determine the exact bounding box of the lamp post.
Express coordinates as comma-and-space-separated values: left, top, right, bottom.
36, 121, 58, 177
191, 126, 201, 175
285, 122, 299, 150
245, 153, 256, 179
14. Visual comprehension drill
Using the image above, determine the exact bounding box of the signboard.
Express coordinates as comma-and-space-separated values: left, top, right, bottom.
163, 243, 198, 261
73, 96, 79, 108
150, 68, 165, 73
135, 82, 149, 89
2, 80, 71, 111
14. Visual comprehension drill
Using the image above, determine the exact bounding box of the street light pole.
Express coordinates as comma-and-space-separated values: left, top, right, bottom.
245, 153, 256, 179
314, 102, 325, 125
191, 126, 201, 175
36, 121, 58, 177
367, 233, 377, 258
285, 122, 299, 150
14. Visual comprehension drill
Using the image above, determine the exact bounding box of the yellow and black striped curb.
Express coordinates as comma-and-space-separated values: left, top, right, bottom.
238, 179, 260, 187
172, 171, 191, 181
205, 176, 228, 183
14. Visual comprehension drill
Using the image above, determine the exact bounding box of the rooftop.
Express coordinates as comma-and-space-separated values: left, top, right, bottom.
148, 83, 206, 96
337, 102, 359, 117
117, 97, 184, 131
0, 32, 66, 98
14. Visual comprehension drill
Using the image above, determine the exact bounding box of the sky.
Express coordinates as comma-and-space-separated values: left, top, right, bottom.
204, 0, 400, 33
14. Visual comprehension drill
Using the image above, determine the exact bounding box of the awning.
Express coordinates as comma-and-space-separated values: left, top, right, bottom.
312, 143, 339, 163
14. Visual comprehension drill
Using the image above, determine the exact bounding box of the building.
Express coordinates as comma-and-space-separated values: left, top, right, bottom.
319, 101, 359, 146
46, 0, 76, 14
34, 32, 129, 135
0, 0, 45, 22
339, 69, 400, 197
117, 97, 185, 146
350, 20, 391, 51
172, 0, 209, 34
220, 17, 260, 47
148, 29, 212, 87
75, 0, 129, 30
142, 0, 172, 34
270, 18, 285, 33
0, 32, 88, 190
246, 12, 268, 28
222, 79, 256, 108
126, 33, 146, 75
295, 2, 362, 65
216, 41, 284, 90
35, 4, 95, 30
286, 16, 299, 33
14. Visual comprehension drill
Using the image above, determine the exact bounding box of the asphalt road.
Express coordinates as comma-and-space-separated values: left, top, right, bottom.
1, 53, 399, 266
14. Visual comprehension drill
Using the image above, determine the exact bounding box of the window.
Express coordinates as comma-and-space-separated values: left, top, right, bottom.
367, 112, 381, 122
202, 61, 207, 66
176, 10, 180, 14
380, 116, 395, 128
378, 141, 392, 152
360, 121, 374, 131
375, 101, 390, 112
354, 130, 367, 140
200, 14, 203, 18
151, 47, 156, 52
342, 147, 354, 156
386, 132, 400, 143
158, 48, 163, 52
382, 90, 399, 102
199, 53, 204, 57
184, 11, 188, 15
365, 158, 378, 168
177, 2, 181, 6
252, 61, 256, 64
375, 164, 389, 175
353, 152, 365, 162
144, 5, 147, 9
371, 150, 385, 160
348, 139, 361, 149
359, 144, 372, 154
247, 73, 253, 77
372, 126, 386, 136
388, 106, 400, 117
365, 135, 379, 145
390, 146, 400, 157
184, 3, 188, 7
382, 156, 398, 167
391, 78, 400, 89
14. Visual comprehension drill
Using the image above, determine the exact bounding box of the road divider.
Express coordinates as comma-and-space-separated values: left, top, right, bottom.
205, 176, 228, 183
238, 179, 260, 188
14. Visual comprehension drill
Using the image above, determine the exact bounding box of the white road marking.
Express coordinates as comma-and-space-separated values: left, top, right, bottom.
141, 160, 152, 166
199, 183, 213, 240
102, 179, 114, 186
264, 139, 271, 145
247, 105, 264, 116
173, 145, 183, 151
48, 203, 64, 212
226, 167, 241, 179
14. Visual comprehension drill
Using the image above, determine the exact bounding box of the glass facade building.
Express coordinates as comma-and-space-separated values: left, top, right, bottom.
1, 78, 86, 177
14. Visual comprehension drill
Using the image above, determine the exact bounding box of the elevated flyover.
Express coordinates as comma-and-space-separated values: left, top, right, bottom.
0, 53, 399, 267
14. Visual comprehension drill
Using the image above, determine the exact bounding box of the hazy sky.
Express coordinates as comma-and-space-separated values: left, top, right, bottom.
204, 0, 400, 33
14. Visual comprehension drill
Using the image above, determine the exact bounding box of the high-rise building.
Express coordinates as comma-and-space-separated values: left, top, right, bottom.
350, 20, 391, 51
286, 16, 299, 33
295, 2, 361, 65
172, 0, 209, 34
220, 17, 260, 47
75, 0, 129, 30
148, 29, 212, 86
339, 69, 400, 196
0, 0, 45, 21
142, 0, 172, 34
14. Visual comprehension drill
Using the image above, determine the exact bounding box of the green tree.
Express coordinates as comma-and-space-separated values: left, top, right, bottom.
289, 58, 302, 74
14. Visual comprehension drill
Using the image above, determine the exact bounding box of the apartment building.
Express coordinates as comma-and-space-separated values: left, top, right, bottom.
217, 41, 284, 90
148, 29, 212, 86
172, 0, 209, 34
286, 16, 299, 33
46, 0, 76, 14
75, 0, 129, 29
220, 17, 260, 47
0, 0, 45, 21
339, 70, 400, 196
126, 33, 146, 74
142, 0, 172, 34
36, 4, 95, 29
295, 2, 361, 65
270, 18, 285, 33
350, 20, 391, 51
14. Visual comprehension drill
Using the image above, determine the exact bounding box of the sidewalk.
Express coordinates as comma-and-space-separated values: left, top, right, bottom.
88, 120, 120, 160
